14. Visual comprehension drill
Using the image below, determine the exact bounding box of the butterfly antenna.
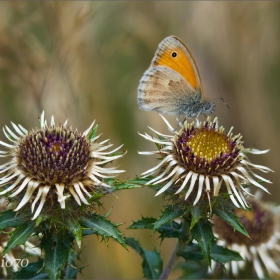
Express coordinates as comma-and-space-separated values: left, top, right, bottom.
219, 98, 229, 109
212, 97, 229, 109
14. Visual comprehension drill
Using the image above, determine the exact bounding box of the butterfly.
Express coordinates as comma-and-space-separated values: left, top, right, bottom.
137, 35, 215, 118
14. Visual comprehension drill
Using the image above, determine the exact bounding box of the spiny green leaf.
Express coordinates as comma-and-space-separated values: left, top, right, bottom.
157, 221, 183, 241
0, 210, 21, 229
104, 208, 112, 218
153, 205, 184, 233
191, 220, 214, 266
41, 230, 72, 279
177, 261, 208, 279
82, 229, 95, 236
125, 237, 143, 255
127, 177, 155, 186
190, 205, 202, 230
3, 221, 36, 255
142, 248, 163, 279
13, 259, 48, 279
177, 243, 203, 262
214, 208, 249, 238
106, 178, 143, 192
125, 237, 162, 279
35, 214, 47, 227
88, 124, 98, 141
178, 242, 243, 268
128, 216, 184, 241
67, 220, 83, 249
65, 249, 79, 279
81, 213, 126, 248
154, 134, 166, 150
126, 177, 163, 192
211, 243, 243, 265
128, 217, 156, 229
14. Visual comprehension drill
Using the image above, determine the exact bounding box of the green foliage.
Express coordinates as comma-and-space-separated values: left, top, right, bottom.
153, 205, 185, 233
129, 216, 155, 230
41, 230, 73, 279
0, 203, 126, 279
190, 219, 214, 266
88, 124, 98, 141
157, 220, 184, 240
127, 177, 162, 192
178, 243, 242, 266
14, 248, 78, 280
64, 250, 80, 279
3, 221, 36, 255
177, 243, 204, 262
125, 237, 163, 279
127, 190, 249, 279
81, 213, 126, 248
213, 207, 249, 238
141, 248, 163, 279
106, 178, 143, 192
13, 259, 49, 279
177, 261, 208, 279
67, 219, 83, 249
190, 205, 202, 229
129, 216, 185, 241
0, 209, 21, 229
127, 177, 152, 186
154, 134, 166, 150
211, 243, 243, 265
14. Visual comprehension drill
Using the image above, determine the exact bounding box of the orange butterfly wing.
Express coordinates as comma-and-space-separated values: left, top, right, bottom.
151, 36, 203, 95
138, 36, 215, 117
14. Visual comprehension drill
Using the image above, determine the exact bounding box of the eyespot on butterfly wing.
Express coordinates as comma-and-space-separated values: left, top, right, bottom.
151, 36, 203, 94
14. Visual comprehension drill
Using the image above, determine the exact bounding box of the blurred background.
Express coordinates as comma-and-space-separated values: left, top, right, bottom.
0, 1, 279, 278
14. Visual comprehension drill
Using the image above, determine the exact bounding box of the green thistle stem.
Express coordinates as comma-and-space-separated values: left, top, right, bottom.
159, 219, 189, 279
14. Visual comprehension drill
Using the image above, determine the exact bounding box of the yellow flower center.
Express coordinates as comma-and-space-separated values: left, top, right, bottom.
187, 129, 231, 162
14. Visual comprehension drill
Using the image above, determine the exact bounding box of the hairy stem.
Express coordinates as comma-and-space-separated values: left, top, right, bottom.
159, 240, 181, 279
159, 219, 189, 279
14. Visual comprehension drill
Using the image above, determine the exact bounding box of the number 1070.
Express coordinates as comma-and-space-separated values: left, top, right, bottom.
0, 258, 29, 268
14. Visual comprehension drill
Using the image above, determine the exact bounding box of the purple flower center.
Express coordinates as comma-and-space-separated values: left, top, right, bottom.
17, 127, 91, 184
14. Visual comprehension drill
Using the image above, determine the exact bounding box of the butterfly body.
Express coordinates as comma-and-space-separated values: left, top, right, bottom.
137, 36, 215, 118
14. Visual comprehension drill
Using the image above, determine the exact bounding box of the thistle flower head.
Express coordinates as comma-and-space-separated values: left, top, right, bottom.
139, 115, 272, 210
212, 195, 280, 278
0, 112, 125, 219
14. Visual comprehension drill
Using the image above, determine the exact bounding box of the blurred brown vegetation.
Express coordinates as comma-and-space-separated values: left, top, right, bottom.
0, 1, 279, 279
